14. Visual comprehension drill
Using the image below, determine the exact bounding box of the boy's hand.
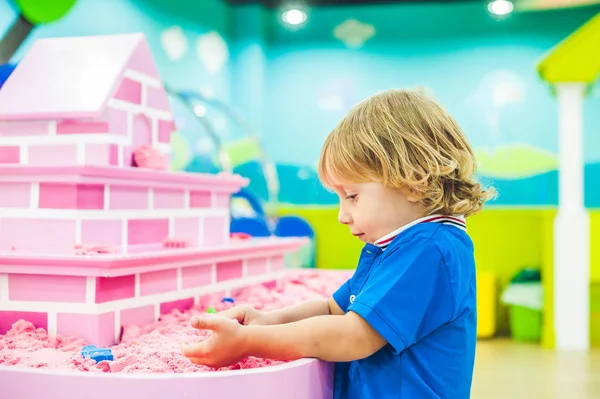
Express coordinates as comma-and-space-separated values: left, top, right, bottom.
180, 315, 249, 368
218, 305, 269, 326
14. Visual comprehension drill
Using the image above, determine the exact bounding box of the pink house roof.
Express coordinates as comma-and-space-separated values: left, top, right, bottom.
0, 33, 162, 120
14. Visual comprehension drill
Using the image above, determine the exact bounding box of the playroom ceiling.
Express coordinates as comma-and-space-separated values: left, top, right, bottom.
224, 0, 600, 10
224, 0, 475, 7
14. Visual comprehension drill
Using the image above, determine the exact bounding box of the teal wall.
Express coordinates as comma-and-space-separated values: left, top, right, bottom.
2, 1, 600, 207
253, 3, 600, 207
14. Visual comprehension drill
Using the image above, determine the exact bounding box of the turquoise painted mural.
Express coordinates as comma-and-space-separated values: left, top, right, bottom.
2, 0, 600, 208
253, 3, 600, 208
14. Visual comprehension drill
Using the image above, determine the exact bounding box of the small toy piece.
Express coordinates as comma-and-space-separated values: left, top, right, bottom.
81, 345, 114, 363
230, 232, 252, 240
206, 307, 217, 314
162, 237, 191, 249
221, 297, 235, 304
132, 145, 167, 170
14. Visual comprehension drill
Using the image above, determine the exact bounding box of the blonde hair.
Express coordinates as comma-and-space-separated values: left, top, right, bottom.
318, 88, 495, 217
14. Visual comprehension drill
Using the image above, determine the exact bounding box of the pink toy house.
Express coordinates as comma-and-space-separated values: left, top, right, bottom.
0, 33, 172, 168
0, 33, 306, 346
0, 34, 234, 255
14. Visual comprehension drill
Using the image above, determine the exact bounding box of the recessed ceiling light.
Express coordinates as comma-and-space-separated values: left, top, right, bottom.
488, 0, 514, 16
282, 8, 307, 26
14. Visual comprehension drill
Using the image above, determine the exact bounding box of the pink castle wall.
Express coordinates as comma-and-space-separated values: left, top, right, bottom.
0, 218, 77, 253
0, 183, 30, 207
0, 254, 292, 346
9, 274, 87, 303
96, 276, 136, 303
0, 180, 233, 254
0, 121, 49, 136
154, 189, 185, 208
57, 312, 115, 346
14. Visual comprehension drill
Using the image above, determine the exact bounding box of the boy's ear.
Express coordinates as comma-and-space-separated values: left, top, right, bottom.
401, 186, 423, 203
406, 193, 421, 203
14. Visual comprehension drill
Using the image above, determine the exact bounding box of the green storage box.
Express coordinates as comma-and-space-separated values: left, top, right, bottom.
502, 268, 543, 343
508, 305, 542, 342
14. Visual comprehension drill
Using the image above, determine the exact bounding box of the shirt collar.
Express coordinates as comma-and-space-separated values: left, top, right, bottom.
374, 214, 466, 250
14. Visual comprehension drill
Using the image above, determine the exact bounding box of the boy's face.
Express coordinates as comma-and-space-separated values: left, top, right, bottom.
331, 178, 426, 244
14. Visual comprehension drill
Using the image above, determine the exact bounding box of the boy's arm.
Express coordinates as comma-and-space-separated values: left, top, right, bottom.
265, 298, 345, 325
245, 311, 386, 362
181, 309, 386, 367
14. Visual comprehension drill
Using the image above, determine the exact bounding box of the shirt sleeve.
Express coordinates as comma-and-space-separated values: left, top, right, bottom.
332, 277, 353, 312
347, 241, 454, 354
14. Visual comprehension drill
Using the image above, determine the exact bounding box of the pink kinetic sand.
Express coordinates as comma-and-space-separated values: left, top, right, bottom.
72, 244, 118, 255
0, 270, 349, 374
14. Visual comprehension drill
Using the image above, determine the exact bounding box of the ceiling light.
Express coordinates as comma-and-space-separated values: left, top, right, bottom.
282, 8, 307, 26
488, 0, 514, 16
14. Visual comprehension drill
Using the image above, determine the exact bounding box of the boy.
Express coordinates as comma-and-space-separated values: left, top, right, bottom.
181, 89, 494, 398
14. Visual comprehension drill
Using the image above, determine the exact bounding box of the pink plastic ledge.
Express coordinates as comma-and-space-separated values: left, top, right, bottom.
0, 165, 248, 192
0, 358, 334, 399
0, 237, 308, 277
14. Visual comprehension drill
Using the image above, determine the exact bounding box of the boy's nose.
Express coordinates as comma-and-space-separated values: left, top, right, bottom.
338, 208, 351, 225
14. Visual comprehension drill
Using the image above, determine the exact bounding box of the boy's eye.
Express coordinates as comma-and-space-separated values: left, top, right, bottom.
345, 194, 357, 201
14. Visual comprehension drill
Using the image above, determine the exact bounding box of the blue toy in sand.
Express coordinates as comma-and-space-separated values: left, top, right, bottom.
81, 345, 114, 363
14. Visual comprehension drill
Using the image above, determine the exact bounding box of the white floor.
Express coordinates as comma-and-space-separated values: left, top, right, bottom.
472, 339, 600, 398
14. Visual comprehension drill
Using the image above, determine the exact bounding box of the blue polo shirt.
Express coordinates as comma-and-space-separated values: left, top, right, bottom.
332, 215, 477, 399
